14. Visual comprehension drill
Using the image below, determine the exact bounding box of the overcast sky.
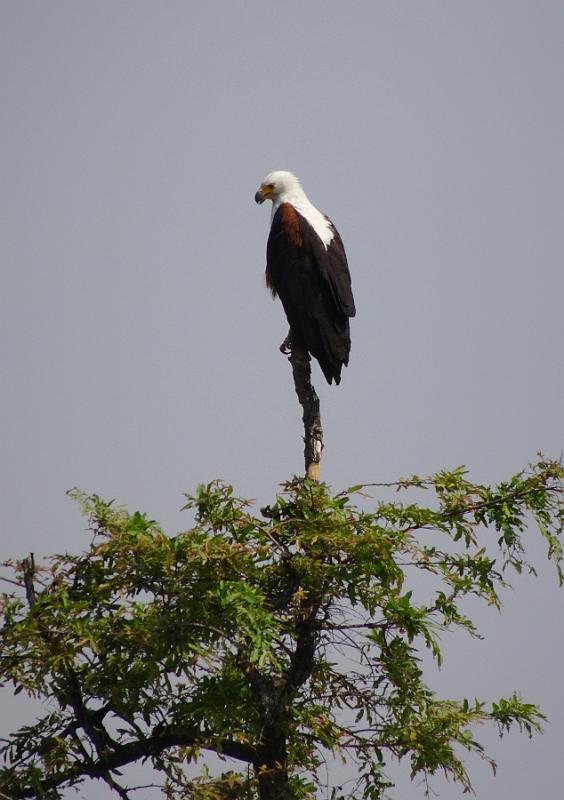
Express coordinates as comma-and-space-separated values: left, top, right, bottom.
1, 2, 563, 798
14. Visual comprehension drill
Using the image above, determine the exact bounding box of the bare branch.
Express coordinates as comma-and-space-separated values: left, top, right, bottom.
289, 344, 323, 481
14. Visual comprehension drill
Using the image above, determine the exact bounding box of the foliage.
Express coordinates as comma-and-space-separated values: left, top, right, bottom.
0, 457, 562, 800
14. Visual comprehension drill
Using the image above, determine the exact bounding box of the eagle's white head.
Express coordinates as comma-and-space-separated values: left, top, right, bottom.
254, 170, 304, 207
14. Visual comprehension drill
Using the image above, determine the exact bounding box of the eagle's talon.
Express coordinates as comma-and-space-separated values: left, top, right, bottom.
279, 332, 293, 355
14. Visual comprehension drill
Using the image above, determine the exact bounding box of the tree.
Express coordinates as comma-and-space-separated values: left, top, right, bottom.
0, 458, 562, 800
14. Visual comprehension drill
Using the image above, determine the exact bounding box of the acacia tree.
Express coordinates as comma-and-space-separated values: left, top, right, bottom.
0, 458, 562, 800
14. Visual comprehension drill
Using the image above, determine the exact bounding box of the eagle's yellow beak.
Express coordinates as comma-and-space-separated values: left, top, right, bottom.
254, 184, 273, 204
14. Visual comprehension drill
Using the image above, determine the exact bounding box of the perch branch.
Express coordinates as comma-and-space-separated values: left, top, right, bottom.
288, 344, 323, 481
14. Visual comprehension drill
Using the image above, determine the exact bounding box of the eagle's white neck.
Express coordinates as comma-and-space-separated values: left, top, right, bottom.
271, 185, 334, 248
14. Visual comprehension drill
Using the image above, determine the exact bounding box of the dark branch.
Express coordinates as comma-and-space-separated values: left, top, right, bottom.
12, 727, 256, 798
101, 772, 132, 800
282, 590, 326, 700
288, 344, 323, 481
21, 554, 37, 608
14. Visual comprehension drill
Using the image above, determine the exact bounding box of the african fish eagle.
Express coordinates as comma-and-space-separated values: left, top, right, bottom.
255, 170, 356, 385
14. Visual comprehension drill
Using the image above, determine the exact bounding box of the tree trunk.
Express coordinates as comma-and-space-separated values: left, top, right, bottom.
254, 730, 291, 800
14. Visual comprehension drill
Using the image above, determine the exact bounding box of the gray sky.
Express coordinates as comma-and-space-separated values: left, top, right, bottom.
1, 2, 563, 797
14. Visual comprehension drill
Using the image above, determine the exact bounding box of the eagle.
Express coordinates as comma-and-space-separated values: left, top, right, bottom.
255, 170, 356, 385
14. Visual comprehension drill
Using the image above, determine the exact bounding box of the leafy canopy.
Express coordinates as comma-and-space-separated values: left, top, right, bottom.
0, 457, 562, 800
